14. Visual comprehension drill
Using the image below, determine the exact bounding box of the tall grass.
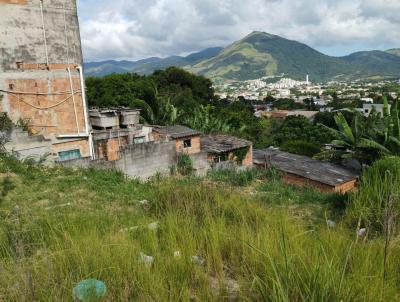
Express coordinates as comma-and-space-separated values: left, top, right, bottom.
0, 155, 399, 301
346, 156, 400, 234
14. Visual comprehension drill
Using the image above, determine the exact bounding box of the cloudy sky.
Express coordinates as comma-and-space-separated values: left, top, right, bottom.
77, 0, 400, 62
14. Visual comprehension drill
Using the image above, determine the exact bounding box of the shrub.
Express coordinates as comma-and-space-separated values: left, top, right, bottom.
0, 112, 13, 132
280, 140, 321, 157
176, 153, 193, 176
207, 167, 278, 186
346, 156, 400, 233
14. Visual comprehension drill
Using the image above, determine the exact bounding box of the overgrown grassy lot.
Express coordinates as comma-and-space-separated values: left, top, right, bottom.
0, 156, 399, 301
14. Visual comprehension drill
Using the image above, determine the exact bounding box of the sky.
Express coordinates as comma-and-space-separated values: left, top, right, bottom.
77, 0, 400, 62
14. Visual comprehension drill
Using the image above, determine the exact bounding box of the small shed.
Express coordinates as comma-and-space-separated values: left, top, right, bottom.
253, 148, 359, 193
153, 125, 201, 154
201, 134, 253, 167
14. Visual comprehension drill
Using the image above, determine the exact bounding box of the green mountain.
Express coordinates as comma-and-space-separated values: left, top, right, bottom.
84, 32, 400, 82
189, 31, 356, 82
341, 50, 400, 78
84, 47, 223, 77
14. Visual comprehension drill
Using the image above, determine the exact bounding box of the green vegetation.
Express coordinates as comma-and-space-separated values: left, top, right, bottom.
280, 140, 322, 157
346, 157, 400, 234
272, 116, 334, 147
0, 155, 399, 301
175, 153, 194, 176
319, 99, 400, 164
86, 70, 277, 148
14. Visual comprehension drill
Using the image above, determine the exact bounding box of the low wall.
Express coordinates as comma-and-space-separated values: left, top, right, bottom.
190, 151, 210, 177
115, 141, 177, 179
58, 141, 213, 180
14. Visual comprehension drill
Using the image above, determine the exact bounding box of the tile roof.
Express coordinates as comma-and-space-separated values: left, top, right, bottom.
201, 134, 252, 153
153, 125, 201, 139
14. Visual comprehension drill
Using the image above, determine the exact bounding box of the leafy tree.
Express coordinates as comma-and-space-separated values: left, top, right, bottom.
273, 116, 333, 146
280, 140, 322, 157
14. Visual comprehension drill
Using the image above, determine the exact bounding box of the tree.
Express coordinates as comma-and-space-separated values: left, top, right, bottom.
273, 115, 333, 146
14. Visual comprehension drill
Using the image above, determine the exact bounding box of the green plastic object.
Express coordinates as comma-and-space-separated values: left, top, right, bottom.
73, 279, 106, 301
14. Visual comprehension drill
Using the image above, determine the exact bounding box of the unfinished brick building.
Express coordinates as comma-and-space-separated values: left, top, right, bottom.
0, 0, 92, 160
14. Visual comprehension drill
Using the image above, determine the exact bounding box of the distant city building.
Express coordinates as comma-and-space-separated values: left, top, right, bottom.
362, 104, 391, 117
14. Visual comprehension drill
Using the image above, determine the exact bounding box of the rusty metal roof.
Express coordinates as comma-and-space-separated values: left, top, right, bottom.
253, 148, 359, 187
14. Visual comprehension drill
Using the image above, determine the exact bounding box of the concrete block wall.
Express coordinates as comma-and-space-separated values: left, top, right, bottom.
115, 141, 177, 179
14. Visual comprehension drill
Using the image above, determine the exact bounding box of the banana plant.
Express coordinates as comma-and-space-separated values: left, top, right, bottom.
318, 111, 391, 163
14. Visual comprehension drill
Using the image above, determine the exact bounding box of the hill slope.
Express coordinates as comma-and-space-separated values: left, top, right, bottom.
189, 31, 356, 82
84, 47, 223, 77
84, 32, 400, 82
341, 50, 400, 78
0, 155, 398, 300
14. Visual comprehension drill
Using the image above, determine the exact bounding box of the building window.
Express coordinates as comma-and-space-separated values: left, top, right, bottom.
134, 136, 145, 144
58, 149, 81, 162
183, 139, 192, 148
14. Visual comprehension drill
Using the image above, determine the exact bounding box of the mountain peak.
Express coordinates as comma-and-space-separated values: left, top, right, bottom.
245, 31, 275, 39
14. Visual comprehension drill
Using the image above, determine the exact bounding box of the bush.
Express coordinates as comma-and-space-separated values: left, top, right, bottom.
280, 140, 321, 157
207, 167, 278, 186
176, 153, 193, 176
0, 113, 13, 132
346, 156, 400, 233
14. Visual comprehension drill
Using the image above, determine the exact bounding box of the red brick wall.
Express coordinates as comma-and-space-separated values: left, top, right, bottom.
6, 77, 87, 136
282, 172, 356, 193
175, 136, 201, 154
0, 0, 27, 4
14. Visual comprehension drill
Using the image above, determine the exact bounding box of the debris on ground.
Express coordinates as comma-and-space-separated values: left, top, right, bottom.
191, 256, 205, 265
147, 221, 159, 230
139, 252, 154, 267
326, 220, 336, 228
119, 226, 139, 233
357, 228, 367, 237
119, 221, 159, 233
209, 276, 240, 300
72, 279, 106, 301
45, 203, 72, 210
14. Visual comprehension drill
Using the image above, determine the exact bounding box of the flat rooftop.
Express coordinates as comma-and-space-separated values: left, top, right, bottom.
253, 148, 359, 187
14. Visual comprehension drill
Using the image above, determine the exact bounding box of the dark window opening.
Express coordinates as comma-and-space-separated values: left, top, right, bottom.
183, 139, 192, 148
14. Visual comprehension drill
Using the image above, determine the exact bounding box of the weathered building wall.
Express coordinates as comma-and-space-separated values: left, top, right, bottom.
58, 141, 211, 179
175, 136, 201, 154
242, 145, 253, 167
189, 151, 210, 176
115, 141, 177, 179
281, 173, 356, 193
0, 0, 91, 159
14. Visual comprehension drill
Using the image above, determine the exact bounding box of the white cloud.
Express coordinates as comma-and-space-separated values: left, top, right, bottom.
77, 0, 400, 61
